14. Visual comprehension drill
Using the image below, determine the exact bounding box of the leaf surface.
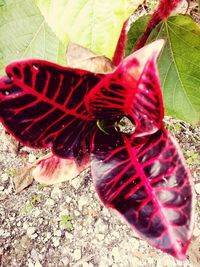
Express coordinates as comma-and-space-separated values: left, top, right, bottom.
0, 59, 103, 158
34, 0, 143, 59
126, 15, 200, 124
0, 0, 65, 75
91, 128, 194, 259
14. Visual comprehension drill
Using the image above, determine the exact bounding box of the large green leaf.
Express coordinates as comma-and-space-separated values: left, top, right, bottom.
34, 0, 143, 59
126, 15, 200, 124
0, 0, 65, 75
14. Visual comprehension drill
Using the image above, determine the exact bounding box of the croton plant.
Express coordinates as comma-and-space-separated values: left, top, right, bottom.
0, 0, 196, 262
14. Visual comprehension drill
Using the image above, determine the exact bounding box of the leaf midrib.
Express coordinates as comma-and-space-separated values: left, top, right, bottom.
164, 20, 197, 116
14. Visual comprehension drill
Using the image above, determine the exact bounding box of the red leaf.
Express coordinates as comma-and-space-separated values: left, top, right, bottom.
0, 60, 103, 158
86, 40, 165, 137
91, 128, 194, 260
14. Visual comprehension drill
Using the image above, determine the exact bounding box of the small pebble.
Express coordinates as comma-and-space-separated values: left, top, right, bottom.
65, 195, 72, 203
54, 230, 62, 237
195, 183, 200, 194
97, 234, 104, 241
1, 173, 8, 181
34, 260, 42, 267
30, 233, 38, 240
28, 154, 36, 163
193, 227, 200, 237
53, 237, 60, 247
71, 177, 81, 190
61, 257, 69, 265
27, 227, 36, 237
51, 187, 62, 199
45, 199, 55, 206
73, 249, 81, 261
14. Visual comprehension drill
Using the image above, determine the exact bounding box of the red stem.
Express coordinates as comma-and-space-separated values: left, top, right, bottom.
112, 19, 129, 66
135, 0, 185, 51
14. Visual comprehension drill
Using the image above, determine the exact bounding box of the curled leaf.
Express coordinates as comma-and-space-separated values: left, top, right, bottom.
13, 168, 34, 193
32, 153, 81, 185
66, 43, 114, 73
86, 40, 165, 137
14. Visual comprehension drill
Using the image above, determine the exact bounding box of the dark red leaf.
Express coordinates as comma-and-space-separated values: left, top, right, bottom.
91, 128, 194, 260
0, 59, 103, 158
86, 41, 165, 137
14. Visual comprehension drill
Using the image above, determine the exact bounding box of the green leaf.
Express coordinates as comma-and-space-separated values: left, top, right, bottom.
126, 15, 200, 125
34, 0, 143, 59
0, 0, 65, 75
125, 15, 150, 57
0, 0, 5, 7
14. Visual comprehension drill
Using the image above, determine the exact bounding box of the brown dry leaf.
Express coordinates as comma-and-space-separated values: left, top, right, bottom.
13, 168, 34, 193
32, 153, 88, 185
66, 42, 115, 73
0, 129, 19, 153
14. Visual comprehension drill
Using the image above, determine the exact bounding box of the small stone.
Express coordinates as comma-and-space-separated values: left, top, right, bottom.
46, 232, 51, 239
193, 227, 200, 237
34, 260, 42, 267
82, 263, 92, 267
54, 230, 62, 237
33, 208, 40, 217
30, 233, 38, 240
74, 210, 80, 216
51, 187, 62, 199
61, 257, 69, 265
27, 227, 36, 237
65, 195, 72, 203
71, 177, 81, 190
195, 183, 200, 194
131, 257, 140, 265
111, 247, 120, 261
28, 154, 36, 163
148, 258, 154, 265
28, 261, 34, 267
1, 173, 8, 181
4, 231, 10, 237
45, 199, 55, 206
16, 221, 21, 227
65, 232, 73, 239
97, 234, 104, 241
23, 222, 29, 230
0, 229, 4, 236
52, 237, 60, 247
73, 249, 81, 261
62, 246, 69, 256
95, 219, 108, 233
60, 209, 69, 216
112, 231, 120, 238
176, 260, 183, 266
78, 196, 88, 209
31, 249, 38, 261
81, 229, 87, 236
